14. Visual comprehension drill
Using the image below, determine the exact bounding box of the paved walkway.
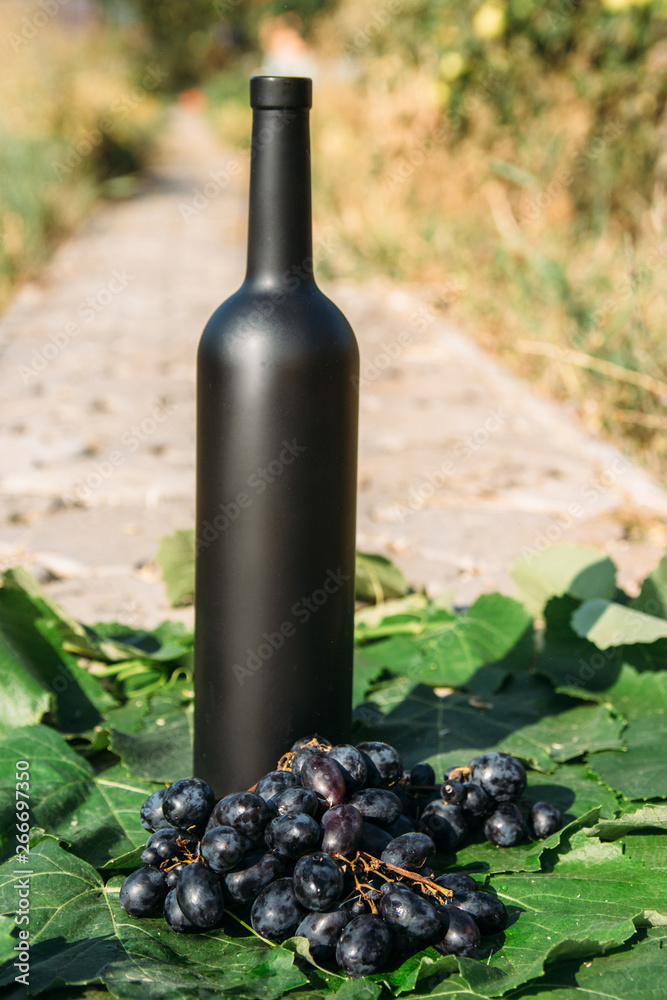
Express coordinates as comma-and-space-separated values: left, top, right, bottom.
1, 108, 666, 627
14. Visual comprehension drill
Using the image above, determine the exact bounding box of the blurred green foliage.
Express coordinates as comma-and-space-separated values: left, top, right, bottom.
349, 0, 667, 233
206, 0, 667, 472
125, 0, 338, 89
0, 10, 162, 311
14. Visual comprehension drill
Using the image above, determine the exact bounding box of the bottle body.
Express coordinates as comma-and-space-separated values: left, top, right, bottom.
194, 78, 359, 796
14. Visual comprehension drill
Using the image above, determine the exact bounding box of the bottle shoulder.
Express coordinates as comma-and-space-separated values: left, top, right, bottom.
198, 280, 358, 363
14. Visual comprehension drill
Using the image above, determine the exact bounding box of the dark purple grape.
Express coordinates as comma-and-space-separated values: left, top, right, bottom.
328, 744, 367, 792
335, 914, 392, 976
256, 770, 300, 801
265, 812, 321, 859
387, 813, 416, 838
381, 832, 435, 871
348, 788, 402, 828
379, 886, 440, 944
379, 881, 403, 896
145, 827, 199, 862
434, 906, 480, 956
291, 746, 319, 778
271, 786, 319, 817
200, 825, 251, 873
452, 890, 508, 934
291, 735, 332, 751
321, 804, 363, 857
141, 846, 159, 867
300, 753, 347, 807
164, 888, 196, 932
435, 872, 480, 894
463, 782, 494, 819
176, 862, 225, 928
410, 762, 435, 786
140, 789, 171, 832
119, 867, 168, 916
394, 786, 419, 820
420, 802, 466, 851
530, 801, 563, 839
165, 863, 186, 890
250, 878, 307, 938
293, 852, 344, 911
223, 850, 284, 903
162, 777, 215, 833
212, 791, 276, 840
440, 779, 466, 805
359, 821, 393, 856
484, 803, 527, 847
469, 752, 526, 802
356, 741, 403, 787
296, 909, 349, 960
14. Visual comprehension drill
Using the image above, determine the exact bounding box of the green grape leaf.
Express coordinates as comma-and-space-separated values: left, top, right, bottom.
630, 554, 667, 618
572, 599, 667, 649
587, 714, 667, 800
0, 725, 156, 867
506, 928, 667, 999
537, 595, 623, 698
356, 676, 623, 773
0, 569, 115, 732
0, 836, 308, 1000
355, 551, 410, 605
107, 694, 193, 783
511, 546, 617, 616
586, 803, 667, 840
355, 594, 533, 689
453, 833, 667, 997
155, 529, 196, 607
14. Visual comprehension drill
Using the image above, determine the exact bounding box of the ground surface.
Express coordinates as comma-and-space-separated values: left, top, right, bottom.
1, 108, 666, 627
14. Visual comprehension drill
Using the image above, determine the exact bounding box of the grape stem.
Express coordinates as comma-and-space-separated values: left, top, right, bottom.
334, 850, 454, 908
160, 836, 201, 871
446, 766, 472, 782
276, 735, 330, 772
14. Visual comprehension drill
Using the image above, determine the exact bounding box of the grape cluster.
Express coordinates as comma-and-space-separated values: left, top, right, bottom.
431, 752, 563, 848
120, 739, 560, 976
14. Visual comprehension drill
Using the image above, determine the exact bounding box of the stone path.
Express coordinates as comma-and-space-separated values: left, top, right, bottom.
1, 108, 666, 628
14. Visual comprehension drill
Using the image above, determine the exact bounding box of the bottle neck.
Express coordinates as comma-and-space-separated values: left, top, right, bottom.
245, 107, 314, 287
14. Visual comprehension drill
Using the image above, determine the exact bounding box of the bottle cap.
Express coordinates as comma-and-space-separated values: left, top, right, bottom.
250, 76, 312, 110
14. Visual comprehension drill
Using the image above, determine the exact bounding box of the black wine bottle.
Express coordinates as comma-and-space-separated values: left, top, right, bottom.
194, 76, 359, 796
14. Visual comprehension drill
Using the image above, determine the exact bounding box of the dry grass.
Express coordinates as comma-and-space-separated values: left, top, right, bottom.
207, 0, 667, 476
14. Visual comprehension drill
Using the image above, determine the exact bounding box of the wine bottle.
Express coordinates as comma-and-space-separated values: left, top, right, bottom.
194, 76, 359, 796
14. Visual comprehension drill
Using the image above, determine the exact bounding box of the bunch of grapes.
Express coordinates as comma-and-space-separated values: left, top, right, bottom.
425, 751, 563, 848
120, 739, 561, 977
